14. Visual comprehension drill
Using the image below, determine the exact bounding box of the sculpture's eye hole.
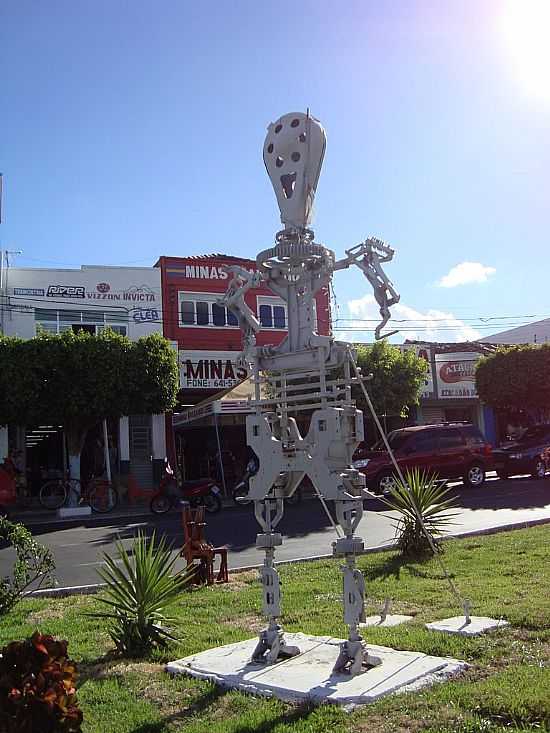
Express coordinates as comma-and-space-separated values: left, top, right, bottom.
275, 156, 284, 168
291, 152, 300, 162
291, 118, 300, 127
267, 143, 274, 154
275, 124, 283, 133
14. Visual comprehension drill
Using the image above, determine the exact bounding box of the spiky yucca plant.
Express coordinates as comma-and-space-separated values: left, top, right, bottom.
91, 531, 191, 656
381, 468, 458, 557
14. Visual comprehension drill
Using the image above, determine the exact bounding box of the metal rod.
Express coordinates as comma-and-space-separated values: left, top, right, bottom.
102, 419, 111, 483
214, 412, 227, 495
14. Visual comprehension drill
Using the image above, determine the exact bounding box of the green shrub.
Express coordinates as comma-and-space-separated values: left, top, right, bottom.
381, 468, 458, 557
0, 631, 82, 732
91, 530, 191, 656
0, 517, 55, 616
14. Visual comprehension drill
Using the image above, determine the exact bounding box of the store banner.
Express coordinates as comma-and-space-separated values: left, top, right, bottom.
435, 351, 481, 399
401, 344, 434, 398
179, 350, 249, 390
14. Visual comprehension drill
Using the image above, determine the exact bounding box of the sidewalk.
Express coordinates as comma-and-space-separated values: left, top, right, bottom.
6, 495, 242, 528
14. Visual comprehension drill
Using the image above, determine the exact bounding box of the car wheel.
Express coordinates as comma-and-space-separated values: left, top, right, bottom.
532, 458, 546, 479
376, 471, 399, 495
464, 463, 485, 488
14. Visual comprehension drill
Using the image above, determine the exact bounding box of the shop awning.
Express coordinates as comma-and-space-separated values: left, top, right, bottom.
173, 378, 265, 427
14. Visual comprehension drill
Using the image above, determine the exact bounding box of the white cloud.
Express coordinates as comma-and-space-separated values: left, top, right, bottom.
341, 294, 481, 343
437, 261, 496, 288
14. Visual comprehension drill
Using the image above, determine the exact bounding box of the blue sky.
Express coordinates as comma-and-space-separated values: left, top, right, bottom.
1, 0, 549, 342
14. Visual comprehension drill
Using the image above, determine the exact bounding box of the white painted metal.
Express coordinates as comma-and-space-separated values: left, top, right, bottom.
218, 111, 401, 675
263, 112, 326, 231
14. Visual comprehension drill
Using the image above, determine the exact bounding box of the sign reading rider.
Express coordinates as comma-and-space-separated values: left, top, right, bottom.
47, 285, 85, 299
179, 350, 248, 389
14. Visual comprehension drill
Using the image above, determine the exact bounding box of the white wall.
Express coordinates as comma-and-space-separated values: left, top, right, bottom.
152, 414, 166, 459
4, 265, 162, 341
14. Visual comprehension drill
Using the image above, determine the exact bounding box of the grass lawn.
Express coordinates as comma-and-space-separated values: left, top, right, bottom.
1, 524, 549, 732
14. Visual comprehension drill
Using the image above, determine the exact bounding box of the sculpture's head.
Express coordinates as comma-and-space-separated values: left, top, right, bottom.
263, 112, 326, 231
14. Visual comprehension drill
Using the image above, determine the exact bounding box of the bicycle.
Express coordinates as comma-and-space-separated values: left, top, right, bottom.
39, 474, 119, 513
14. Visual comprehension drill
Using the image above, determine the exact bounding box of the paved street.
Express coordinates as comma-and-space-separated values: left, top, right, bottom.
1, 475, 549, 589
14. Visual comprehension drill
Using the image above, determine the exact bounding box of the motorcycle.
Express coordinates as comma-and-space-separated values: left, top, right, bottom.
150, 465, 222, 515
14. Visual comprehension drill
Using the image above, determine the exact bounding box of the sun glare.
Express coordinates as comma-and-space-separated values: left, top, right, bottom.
500, 0, 550, 98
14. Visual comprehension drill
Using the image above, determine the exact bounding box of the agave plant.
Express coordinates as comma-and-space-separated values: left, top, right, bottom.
91, 531, 191, 656
381, 468, 458, 557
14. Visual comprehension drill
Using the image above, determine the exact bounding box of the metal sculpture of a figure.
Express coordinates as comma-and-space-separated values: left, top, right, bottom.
219, 111, 399, 675
342, 239, 400, 339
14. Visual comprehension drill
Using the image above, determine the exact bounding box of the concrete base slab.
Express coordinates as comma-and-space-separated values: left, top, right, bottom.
425, 616, 510, 636
167, 632, 465, 707
57, 506, 92, 519
360, 614, 413, 628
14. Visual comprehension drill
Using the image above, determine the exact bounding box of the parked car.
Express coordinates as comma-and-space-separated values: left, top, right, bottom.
352, 423, 493, 494
492, 424, 550, 480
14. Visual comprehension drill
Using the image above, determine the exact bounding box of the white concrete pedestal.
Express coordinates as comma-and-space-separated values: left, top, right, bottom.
426, 616, 510, 636
360, 614, 413, 628
167, 632, 465, 707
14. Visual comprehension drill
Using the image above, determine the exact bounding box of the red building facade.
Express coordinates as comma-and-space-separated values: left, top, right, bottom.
156, 253, 331, 484
157, 253, 331, 397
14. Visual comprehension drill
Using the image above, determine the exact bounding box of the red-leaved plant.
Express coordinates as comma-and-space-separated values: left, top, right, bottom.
0, 631, 82, 733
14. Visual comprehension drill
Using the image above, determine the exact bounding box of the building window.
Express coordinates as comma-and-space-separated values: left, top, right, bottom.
35, 308, 127, 336
257, 296, 287, 330
178, 292, 239, 328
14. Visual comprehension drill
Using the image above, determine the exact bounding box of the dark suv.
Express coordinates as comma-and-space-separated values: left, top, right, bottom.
492, 424, 550, 480
352, 423, 493, 493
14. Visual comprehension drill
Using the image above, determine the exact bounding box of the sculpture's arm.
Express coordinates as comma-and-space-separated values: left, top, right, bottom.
334, 237, 400, 340
218, 265, 263, 335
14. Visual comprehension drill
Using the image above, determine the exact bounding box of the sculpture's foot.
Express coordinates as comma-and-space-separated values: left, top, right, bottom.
251, 625, 300, 665
332, 639, 382, 676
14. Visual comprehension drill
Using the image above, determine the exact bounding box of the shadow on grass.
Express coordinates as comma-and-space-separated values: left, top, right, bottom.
363, 551, 453, 582
128, 697, 316, 733
231, 702, 317, 733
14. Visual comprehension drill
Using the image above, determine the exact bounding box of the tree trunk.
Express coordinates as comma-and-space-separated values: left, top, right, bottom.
65, 423, 89, 505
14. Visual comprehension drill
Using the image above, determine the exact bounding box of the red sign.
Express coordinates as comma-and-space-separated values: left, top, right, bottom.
439, 360, 476, 383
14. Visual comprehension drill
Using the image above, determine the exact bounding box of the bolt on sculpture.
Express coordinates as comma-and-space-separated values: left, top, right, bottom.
219, 111, 400, 676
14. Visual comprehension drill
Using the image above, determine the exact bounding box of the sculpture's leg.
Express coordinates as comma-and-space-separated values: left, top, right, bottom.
251, 498, 300, 664
333, 497, 382, 675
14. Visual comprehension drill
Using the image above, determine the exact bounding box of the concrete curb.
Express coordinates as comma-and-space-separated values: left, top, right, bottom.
28, 515, 550, 598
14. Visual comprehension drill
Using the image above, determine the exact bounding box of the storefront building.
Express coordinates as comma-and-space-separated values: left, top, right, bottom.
156, 253, 332, 485
0, 265, 167, 488
402, 341, 498, 445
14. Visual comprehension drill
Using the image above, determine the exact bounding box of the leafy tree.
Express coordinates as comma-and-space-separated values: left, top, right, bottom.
0, 330, 178, 493
352, 341, 428, 424
476, 343, 550, 412
0, 518, 55, 616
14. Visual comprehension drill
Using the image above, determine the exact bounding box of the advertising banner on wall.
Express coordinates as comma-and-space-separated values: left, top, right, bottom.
435, 351, 481, 399
179, 350, 249, 390
401, 343, 434, 399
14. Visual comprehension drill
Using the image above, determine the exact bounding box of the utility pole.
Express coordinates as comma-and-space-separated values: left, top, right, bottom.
0, 176, 23, 334
0, 173, 4, 335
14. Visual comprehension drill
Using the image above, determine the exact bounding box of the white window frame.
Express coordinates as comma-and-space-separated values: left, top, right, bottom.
177, 291, 239, 329
257, 295, 288, 331
34, 308, 128, 336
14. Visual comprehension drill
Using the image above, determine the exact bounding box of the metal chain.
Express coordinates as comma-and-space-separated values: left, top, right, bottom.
346, 347, 471, 620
